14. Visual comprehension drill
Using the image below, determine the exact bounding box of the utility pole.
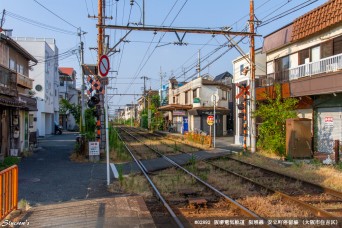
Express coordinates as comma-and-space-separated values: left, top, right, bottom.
197, 49, 201, 78
0, 10, 5, 28
141, 76, 148, 94
250, 0, 256, 153
79, 29, 85, 133
160, 67, 163, 106
131, 101, 133, 127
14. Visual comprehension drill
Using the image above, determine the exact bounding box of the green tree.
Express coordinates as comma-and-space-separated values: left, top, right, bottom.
253, 84, 298, 156
59, 98, 81, 125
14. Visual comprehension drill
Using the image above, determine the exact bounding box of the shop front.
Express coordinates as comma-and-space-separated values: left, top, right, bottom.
188, 107, 229, 136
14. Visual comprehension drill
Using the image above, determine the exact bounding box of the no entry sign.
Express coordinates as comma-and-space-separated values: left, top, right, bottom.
98, 55, 110, 77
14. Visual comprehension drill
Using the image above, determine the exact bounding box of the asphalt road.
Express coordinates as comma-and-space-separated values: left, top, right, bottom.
18, 132, 113, 206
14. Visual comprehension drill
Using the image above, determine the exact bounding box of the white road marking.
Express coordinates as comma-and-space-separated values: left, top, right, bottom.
110, 163, 119, 178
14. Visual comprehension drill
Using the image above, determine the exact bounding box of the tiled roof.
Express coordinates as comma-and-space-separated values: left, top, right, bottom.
58, 67, 74, 76
213, 71, 232, 81
292, 0, 342, 41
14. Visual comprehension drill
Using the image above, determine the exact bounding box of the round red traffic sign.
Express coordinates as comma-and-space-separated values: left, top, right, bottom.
98, 55, 110, 77
207, 115, 214, 126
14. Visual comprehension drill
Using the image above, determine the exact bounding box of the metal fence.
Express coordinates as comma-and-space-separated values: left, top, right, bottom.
0, 165, 18, 221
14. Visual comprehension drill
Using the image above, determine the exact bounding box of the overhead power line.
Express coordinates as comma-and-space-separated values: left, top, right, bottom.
33, 0, 81, 30
5, 10, 77, 35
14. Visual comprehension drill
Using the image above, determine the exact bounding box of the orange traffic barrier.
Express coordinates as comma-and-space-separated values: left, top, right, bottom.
0, 165, 18, 221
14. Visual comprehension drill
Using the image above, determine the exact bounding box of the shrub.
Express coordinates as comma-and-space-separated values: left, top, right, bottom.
254, 84, 298, 157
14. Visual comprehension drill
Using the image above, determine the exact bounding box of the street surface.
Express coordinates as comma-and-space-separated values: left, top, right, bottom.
18, 132, 112, 206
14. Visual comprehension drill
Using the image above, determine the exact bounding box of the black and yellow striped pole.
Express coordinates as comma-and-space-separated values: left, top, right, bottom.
236, 84, 250, 153
243, 86, 247, 152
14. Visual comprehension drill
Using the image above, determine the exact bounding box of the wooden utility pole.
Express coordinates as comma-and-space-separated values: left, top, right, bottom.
97, 0, 103, 60
250, 0, 256, 153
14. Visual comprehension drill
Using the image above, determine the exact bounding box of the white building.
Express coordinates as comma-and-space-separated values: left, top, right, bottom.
13, 38, 60, 137
159, 76, 230, 136
232, 49, 266, 146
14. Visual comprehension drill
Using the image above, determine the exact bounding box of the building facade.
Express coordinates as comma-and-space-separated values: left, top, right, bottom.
0, 33, 38, 158
232, 49, 266, 146
159, 76, 230, 136
257, 0, 342, 153
13, 37, 60, 137
59, 67, 79, 131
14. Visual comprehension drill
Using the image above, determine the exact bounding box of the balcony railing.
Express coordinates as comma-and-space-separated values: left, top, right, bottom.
258, 70, 289, 87
17, 72, 33, 89
257, 53, 342, 88
289, 53, 342, 80
0, 66, 17, 96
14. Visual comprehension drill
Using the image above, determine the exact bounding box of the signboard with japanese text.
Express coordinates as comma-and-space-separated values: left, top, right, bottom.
173, 110, 186, 116
89, 141, 100, 156
324, 117, 333, 126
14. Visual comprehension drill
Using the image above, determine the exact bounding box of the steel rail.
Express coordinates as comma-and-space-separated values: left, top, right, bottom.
128, 128, 339, 218
118, 127, 263, 219
223, 156, 342, 199
117, 131, 184, 228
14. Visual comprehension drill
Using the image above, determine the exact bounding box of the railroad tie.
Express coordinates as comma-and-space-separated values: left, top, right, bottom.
188, 198, 207, 214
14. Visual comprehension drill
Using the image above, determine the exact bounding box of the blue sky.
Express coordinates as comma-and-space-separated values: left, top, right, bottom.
1, 0, 328, 110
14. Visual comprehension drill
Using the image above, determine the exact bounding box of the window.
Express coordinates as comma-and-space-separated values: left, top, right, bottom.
9, 58, 16, 71
60, 80, 64, 86
29, 114, 34, 128
321, 40, 333, 58
173, 96, 176, 104
298, 49, 309, 65
334, 35, 342, 55
193, 89, 198, 98
311, 46, 320, 62
185, 91, 189, 104
17, 64, 24, 74
275, 55, 290, 82
222, 90, 227, 100
240, 64, 245, 75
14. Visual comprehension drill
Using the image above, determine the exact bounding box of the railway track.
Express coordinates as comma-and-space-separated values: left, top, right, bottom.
211, 156, 342, 218
117, 127, 266, 227
120, 127, 342, 221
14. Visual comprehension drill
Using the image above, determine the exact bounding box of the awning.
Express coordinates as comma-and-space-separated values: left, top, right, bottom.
0, 95, 26, 108
188, 106, 229, 115
158, 104, 192, 111
19, 95, 38, 111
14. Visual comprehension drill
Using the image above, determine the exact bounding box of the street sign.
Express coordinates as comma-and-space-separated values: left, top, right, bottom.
89, 141, 100, 156
98, 55, 110, 77
207, 115, 214, 126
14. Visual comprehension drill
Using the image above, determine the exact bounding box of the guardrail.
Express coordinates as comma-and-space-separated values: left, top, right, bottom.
0, 165, 18, 221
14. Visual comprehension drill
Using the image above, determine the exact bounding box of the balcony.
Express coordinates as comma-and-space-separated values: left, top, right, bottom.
289, 53, 342, 80
17, 73, 33, 89
0, 66, 17, 96
257, 53, 342, 98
